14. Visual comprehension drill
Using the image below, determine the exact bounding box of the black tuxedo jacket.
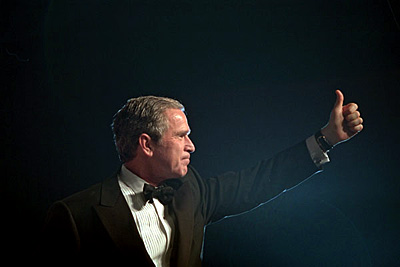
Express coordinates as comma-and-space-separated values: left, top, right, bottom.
41, 141, 320, 266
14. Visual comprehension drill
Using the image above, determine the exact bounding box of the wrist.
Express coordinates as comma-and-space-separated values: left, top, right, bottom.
315, 129, 334, 152
320, 127, 338, 146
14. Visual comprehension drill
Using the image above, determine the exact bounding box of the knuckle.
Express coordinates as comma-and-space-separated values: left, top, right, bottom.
349, 103, 358, 112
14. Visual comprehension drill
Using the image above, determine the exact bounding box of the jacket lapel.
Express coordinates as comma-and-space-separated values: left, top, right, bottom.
171, 181, 195, 267
93, 173, 154, 264
92, 170, 195, 266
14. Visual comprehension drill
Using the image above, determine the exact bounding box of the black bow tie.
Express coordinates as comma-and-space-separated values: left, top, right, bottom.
143, 179, 183, 205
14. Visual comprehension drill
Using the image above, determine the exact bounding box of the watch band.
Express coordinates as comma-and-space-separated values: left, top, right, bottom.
315, 130, 333, 152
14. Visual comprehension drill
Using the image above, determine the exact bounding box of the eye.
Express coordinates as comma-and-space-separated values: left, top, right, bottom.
177, 130, 191, 139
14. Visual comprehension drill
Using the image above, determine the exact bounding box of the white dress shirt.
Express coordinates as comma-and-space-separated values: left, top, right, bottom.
305, 135, 330, 167
118, 165, 175, 267
118, 135, 329, 266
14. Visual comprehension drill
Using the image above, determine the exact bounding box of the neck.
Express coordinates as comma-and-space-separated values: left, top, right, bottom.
124, 158, 160, 186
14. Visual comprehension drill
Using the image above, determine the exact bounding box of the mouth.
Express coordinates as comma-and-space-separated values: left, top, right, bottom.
182, 157, 191, 164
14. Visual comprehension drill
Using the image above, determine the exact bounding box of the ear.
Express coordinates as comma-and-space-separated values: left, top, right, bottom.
138, 133, 154, 157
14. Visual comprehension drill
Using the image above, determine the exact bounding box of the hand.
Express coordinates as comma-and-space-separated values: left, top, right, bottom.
321, 90, 364, 146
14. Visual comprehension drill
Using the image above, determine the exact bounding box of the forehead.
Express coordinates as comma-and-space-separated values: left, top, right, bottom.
164, 108, 189, 128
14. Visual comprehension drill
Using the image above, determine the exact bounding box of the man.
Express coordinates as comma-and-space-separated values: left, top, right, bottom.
41, 90, 363, 266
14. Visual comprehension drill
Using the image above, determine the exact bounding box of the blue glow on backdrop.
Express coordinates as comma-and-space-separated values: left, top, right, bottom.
2, 0, 399, 265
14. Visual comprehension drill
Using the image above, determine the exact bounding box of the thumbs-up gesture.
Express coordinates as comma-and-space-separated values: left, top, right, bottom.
321, 90, 364, 146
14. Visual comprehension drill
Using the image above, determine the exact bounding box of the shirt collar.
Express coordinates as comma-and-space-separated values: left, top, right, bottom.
119, 164, 147, 194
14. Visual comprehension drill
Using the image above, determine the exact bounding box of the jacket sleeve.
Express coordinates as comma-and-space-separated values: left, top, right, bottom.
191, 140, 321, 225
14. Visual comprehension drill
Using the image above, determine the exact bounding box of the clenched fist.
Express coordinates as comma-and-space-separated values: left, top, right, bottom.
321, 90, 364, 146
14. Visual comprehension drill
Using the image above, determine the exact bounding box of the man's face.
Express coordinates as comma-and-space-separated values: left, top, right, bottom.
150, 108, 195, 182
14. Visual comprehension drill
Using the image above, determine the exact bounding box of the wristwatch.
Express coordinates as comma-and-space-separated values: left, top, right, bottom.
315, 130, 334, 152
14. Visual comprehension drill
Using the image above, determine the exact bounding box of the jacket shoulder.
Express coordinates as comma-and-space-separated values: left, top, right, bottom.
60, 171, 120, 213
62, 182, 103, 208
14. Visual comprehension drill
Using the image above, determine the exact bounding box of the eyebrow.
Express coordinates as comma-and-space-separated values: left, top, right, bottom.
176, 129, 191, 136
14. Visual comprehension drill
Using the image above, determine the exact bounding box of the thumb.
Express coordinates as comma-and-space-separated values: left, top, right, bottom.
333, 89, 344, 111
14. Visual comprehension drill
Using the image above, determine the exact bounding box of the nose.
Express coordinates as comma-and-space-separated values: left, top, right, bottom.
185, 135, 195, 153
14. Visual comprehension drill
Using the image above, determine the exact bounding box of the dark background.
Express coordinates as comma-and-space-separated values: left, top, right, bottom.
2, 0, 399, 265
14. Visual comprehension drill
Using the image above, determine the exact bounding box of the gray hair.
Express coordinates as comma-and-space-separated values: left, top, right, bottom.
111, 96, 185, 162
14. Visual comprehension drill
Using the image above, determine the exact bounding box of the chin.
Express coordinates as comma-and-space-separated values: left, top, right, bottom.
175, 167, 188, 178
